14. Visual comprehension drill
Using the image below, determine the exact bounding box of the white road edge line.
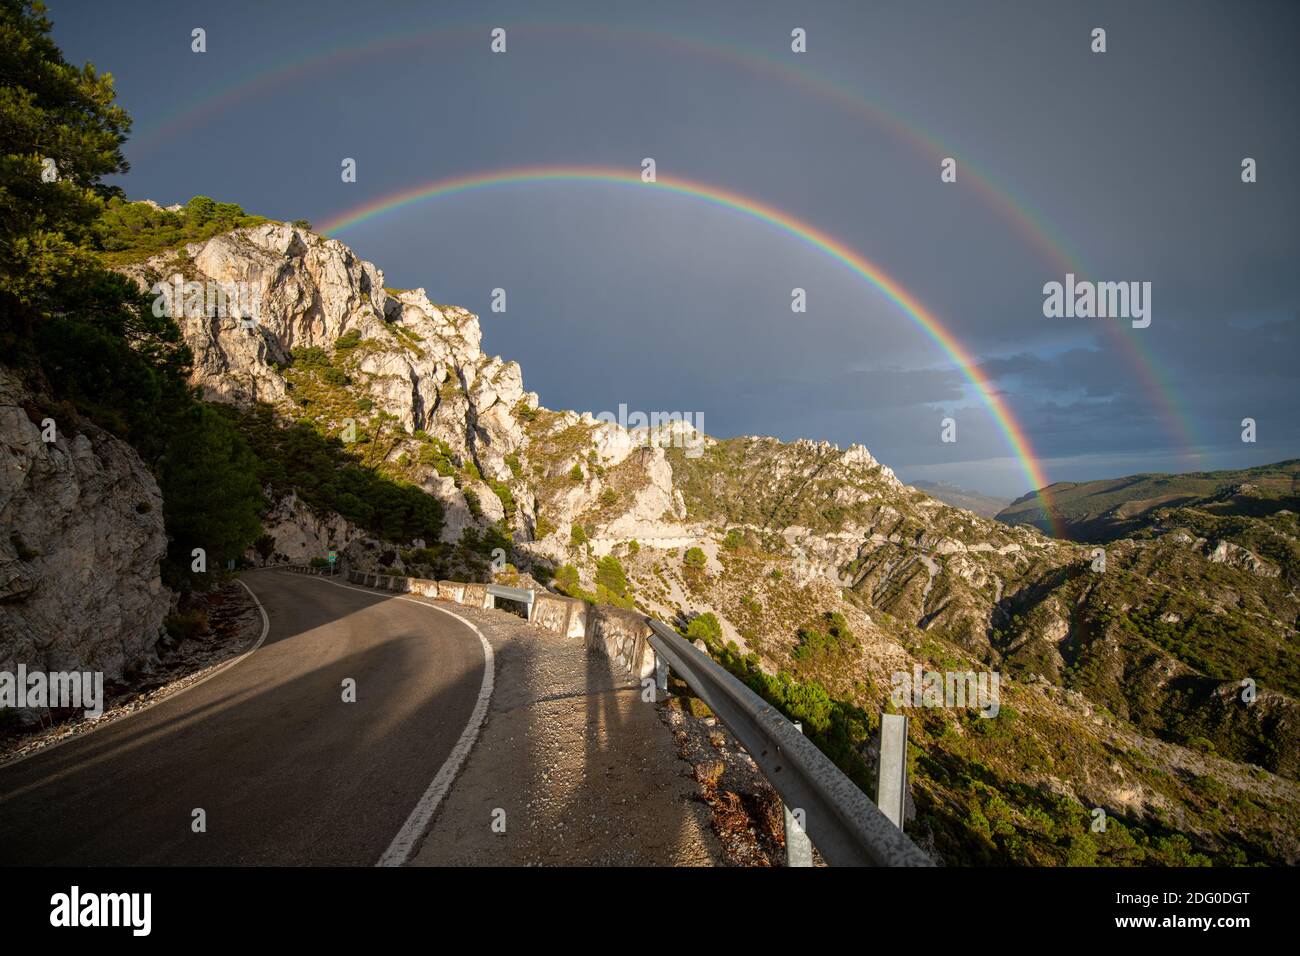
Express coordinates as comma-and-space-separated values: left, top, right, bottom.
308, 575, 496, 867
0, 577, 271, 772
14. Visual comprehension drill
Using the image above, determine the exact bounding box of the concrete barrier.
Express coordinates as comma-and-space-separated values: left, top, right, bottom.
339, 572, 644, 678
531, 592, 587, 639
587, 605, 655, 680
460, 582, 490, 610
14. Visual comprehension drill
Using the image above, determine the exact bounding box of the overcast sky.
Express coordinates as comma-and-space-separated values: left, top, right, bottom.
49, 0, 1300, 497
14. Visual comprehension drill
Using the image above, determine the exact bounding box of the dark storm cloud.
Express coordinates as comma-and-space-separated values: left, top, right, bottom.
47, 0, 1300, 496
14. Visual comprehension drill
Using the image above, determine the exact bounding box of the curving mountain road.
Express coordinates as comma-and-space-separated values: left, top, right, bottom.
0, 571, 490, 866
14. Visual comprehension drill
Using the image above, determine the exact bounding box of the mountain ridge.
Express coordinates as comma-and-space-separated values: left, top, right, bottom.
909, 479, 1011, 518
997, 460, 1300, 542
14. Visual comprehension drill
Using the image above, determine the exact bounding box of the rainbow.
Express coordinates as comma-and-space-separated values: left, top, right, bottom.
129, 20, 1202, 463
318, 165, 1064, 534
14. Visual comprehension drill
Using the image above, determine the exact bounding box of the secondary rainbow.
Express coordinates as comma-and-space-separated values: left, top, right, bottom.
319, 165, 1062, 532
132, 20, 1202, 462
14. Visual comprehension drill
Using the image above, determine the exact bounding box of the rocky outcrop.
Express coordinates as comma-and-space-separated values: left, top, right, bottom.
0, 366, 169, 688
122, 224, 539, 545
1206, 539, 1280, 578
251, 491, 398, 570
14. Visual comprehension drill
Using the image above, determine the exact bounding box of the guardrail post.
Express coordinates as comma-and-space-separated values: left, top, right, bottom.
644, 618, 930, 866
784, 721, 813, 867
653, 649, 668, 697
876, 713, 909, 830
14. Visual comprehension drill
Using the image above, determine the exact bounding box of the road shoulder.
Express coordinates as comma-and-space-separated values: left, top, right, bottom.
405, 598, 723, 866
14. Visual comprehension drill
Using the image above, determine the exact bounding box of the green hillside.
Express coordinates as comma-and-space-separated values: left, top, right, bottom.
997, 460, 1300, 542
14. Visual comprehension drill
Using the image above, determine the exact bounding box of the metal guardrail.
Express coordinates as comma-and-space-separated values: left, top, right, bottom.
646, 619, 932, 867
486, 583, 534, 617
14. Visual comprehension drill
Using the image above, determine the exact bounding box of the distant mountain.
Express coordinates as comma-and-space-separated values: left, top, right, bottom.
910, 480, 1011, 518
996, 461, 1300, 542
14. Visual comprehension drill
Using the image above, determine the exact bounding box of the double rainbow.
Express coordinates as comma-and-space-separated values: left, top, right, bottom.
131, 20, 1201, 465
318, 165, 1063, 534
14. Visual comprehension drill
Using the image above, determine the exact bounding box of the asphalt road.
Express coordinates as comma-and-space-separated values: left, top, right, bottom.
0, 571, 489, 865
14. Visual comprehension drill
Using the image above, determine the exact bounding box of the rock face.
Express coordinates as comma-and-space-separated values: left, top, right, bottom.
1207, 539, 1279, 578
0, 366, 169, 695
123, 224, 534, 545
119, 225, 697, 560
123, 224, 529, 461
254, 492, 387, 567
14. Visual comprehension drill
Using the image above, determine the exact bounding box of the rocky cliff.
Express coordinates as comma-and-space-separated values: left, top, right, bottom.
0, 366, 169, 710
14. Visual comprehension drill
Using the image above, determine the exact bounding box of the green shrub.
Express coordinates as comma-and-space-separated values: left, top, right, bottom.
417, 435, 456, 477
321, 366, 348, 387
464, 489, 483, 519
686, 612, 722, 646
684, 547, 706, 570
93, 196, 267, 266
595, 555, 634, 608
489, 479, 515, 516
694, 629, 875, 792
554, 563, 577, 590
334, 329, 363, 352
290, 345, 331, 369
792, 612, 858, 664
